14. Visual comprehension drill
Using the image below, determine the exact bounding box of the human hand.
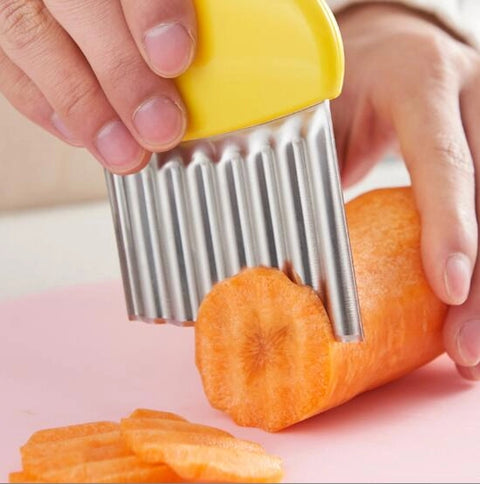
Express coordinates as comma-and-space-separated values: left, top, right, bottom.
331, 3, 480, 379
0, 0, 196, 174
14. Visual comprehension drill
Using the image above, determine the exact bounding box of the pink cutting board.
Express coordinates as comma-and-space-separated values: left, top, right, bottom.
1, 281, 479, 483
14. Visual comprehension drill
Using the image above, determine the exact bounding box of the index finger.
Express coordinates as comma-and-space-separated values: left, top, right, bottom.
391, 81, 477, 307
121, 0, 197, 78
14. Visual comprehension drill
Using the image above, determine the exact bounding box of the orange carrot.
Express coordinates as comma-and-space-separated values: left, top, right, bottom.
24, 422, 119, 446
12, 409, 283, 483
120, 415, 282, 483
121, 417, 234, 440
127, 409, 187, 422
195, 187, 447, 432
19, 421, 181, 483
9, 471, 42, 483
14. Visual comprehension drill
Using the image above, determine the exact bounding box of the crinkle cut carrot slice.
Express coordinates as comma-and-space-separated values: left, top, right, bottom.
121, 416, 233, 438
25, 422, 119, 446
128, 409, 187, 422
9, 471, 42, 483
123, 431, 282, 483
121, 415, 282, 482
31, 456, 181, 483
20, 422, 182, 483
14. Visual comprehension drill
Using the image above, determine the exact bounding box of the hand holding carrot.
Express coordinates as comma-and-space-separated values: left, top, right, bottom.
332, 3, 480, 380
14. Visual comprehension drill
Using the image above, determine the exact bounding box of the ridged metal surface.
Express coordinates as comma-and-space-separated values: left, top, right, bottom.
105, 102, 363, 341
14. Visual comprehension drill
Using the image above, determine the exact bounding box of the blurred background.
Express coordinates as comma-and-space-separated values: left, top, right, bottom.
0, 93, 410, 302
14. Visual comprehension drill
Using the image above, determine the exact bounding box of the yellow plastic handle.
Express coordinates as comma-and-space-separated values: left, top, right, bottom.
178, 0, 344, 141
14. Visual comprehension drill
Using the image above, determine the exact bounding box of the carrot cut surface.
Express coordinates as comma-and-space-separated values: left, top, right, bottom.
147, 444, 283, 483
24, 422, 119, 446
9, 471, 42, 483
127, 409, 187, 422
124, 438, 283, 483
18, 421, 181, 483
22, 431, 123, 464
122, 428, 265, 455
195, 187, 447, 431
30, 456, 180, 484
11, 409, 283, 482
121, 416, 233, 438
121, 415, 282, 482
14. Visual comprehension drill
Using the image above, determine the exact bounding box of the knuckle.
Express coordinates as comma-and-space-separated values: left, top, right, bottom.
0, 0, 52, 52
412, 32, 455, 83
102, 53, 141, 87
0, 54, 34, 103
463, 55, 480, 94
57, 78, 102, 119
8, 72, 33, 104
449, 206, 477, 245
433, 137, 474, 175
421, 32, 447, 59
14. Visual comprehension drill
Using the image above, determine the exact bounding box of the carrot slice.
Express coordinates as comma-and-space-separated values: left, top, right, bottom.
195, 187, 447, 431
121, 416, 282, 482
14, 412, 281, 483
123, 432, 282, 482
32, 456, 181, 483
121, 416, 233, 438
24, 422, 119, 446
140, 443, 283, 483
122, 428, 264, 455
20, 422, 182, 483
9, 471, 42, 483
22, 430, 122, 463
128, 409, 187, 422
22, 433, 128, 473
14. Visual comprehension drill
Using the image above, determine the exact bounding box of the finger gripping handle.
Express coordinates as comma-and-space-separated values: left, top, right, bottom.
178, 0, 344, 140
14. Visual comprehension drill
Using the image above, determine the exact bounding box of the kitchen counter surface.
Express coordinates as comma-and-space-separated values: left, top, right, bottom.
1, 279, 479, 483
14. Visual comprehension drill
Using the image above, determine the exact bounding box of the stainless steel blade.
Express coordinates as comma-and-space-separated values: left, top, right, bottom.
105, 101, 363, 342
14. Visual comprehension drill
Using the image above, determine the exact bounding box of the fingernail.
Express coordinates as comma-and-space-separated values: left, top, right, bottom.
456, 363, 480, 381
144, 22, 194, 77
51, 113, 82, 146
457, 320, 480, 367
95, 120, 145, 170
133, 96, 185, 149
444, 253, 472, 305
